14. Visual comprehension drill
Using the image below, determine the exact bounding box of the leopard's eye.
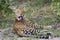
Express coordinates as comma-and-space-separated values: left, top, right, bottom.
18, 16, 22, 18
18, 16, 21, 18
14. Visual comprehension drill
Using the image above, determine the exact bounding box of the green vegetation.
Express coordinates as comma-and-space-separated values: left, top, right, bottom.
0, 0, 13, 14
0, 0, 60, 38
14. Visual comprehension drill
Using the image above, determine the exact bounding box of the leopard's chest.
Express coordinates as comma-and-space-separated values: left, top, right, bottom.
14, 21, 27, 29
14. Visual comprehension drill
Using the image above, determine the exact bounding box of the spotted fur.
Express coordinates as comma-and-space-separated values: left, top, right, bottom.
13, 7, 35, 37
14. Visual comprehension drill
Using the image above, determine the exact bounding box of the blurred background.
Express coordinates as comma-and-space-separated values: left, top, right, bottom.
0, 0, 60, 40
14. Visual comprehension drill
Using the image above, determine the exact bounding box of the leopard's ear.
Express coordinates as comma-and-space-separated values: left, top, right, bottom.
10, 6, 25, 13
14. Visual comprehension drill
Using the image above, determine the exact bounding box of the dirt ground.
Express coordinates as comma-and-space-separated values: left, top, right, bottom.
0, 28, 60, 40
